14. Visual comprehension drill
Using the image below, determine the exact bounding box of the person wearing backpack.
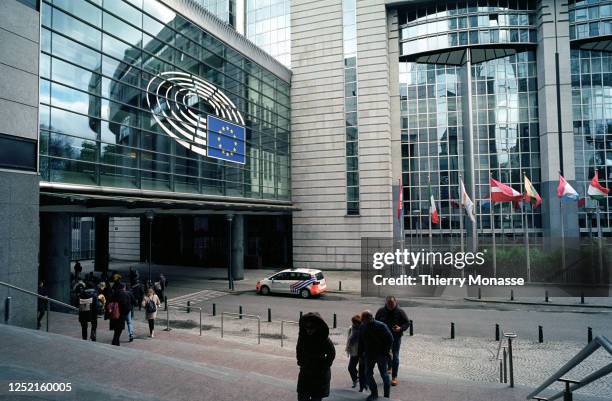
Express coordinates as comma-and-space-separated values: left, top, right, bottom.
108, 282, 131, 346
78, 286, 98, 341
142, 287, 161, 338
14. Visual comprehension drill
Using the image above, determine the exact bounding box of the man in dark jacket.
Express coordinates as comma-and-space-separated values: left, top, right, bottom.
109, 282, 132, 346
375, 296, 409, 385
296, 312, 335, 401
359, 310, 393, 400
78, 286, 98, 341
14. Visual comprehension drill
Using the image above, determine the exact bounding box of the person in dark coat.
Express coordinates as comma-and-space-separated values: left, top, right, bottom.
37, 281, 48, 330
108, 282, 132, 346
375, 296, 410, 385
78, 286, 98, 341
296, 312, 336, 401
359, 310, 393, 400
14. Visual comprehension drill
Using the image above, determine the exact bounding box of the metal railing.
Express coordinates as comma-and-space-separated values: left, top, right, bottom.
491, 326, 516, 387
527, 336, 612, 401
221, 312, 261, 344
0, 280, 78, 332
280, 319, 299, 347
163, 304, 204, 336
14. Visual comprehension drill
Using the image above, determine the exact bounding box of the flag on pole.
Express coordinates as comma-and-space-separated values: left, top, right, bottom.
429, 184, 439, 224
587, 171, 609, 201
397, 177, 403, 220
523, 174, 542, 208
459, 178, 476, 222
490, 178, 522, 203
578, 198, 586, 208
557, 174, 579, 202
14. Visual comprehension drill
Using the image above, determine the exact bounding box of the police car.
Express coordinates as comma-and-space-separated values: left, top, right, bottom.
256, 268, 327, 298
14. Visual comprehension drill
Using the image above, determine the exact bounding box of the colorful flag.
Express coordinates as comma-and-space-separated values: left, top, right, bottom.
523, 175, 542, 208
578, 198, 586, 208
587, 171, 609, 201
429, 184, 439, 224
557, 174, 579, 202
460, 178, 476, 222
490, 178, 522, 203
397, 177, 403, 220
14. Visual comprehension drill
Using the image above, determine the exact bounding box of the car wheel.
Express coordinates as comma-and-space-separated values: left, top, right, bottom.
300, 288, 310, 299
260, 285, 270, 295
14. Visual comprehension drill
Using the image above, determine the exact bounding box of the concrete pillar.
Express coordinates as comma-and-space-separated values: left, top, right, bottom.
40, 213, 71, 305
537, 0, 579, 237
231, 214, 245, 280
94, 215, 109, 273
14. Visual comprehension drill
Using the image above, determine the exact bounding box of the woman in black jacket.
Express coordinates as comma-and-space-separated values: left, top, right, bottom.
296, 312, 336, 401
108, 282, 132, 346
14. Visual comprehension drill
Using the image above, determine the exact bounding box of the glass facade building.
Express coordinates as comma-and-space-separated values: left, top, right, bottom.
398, 1, 541, 236
343, 0, 359, 215
245, 0, 291, 67
38, 0, 291, 201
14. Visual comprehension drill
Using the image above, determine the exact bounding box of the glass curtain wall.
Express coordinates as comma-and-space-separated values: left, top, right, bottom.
245, 0, 291, 67
39, 0, 290, 201
343, 0, 359, 215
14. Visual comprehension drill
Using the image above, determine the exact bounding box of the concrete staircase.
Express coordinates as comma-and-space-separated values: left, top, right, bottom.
0, 314, 553, 401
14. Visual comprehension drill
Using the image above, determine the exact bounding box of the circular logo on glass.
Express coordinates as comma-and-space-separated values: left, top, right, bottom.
146, 71, 246, 163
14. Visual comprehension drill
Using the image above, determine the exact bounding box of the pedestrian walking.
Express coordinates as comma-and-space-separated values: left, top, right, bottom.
125, 285, 137, 342
132, 280, 145, 311
73, 260, 82, 281
107, 282, 131, 346
37, 281, 48, 330
375, 296, 409, 386
155, 273, 168, 304
142, 287, 161, 338
346, 314, 366, 391
359, 310, 393, 400
78, 285, 98, 341
296, 312, 336, 401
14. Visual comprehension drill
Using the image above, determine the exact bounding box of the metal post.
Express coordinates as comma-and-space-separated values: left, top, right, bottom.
581, 292, 585, 304
213, 303, 216, 316
511, 289, 514, 301
221, 313, 224, 338
508, 337, 514, 388
4, 296, 10, 324
333, 313, 337, 329
299, 311, 302, 320
187, 300, 191, 313
338, 281, 342, 292
539, 325, 543, 343
563, 381, 573, 401
165, 306, 170, 331
503, 347, 508, 383
45, 296, 50, 332
267, 307, 271, 323
478, 287, 482, 300
239, 305, 243, 319
281, 320, 284, 347
164, 297, 168, 311
199, 308, 202, 336
409, 319, 413, 336
499, 360, 503, 383
495, 324, 500, 342
450, 322, 455, 339
588, 327, 592, 344
545, 291, 549, 303
257, 317, 261, 344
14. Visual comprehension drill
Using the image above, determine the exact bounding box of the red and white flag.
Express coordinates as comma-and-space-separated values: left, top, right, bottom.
429, 184, 439, 224
490, 178, 522, 203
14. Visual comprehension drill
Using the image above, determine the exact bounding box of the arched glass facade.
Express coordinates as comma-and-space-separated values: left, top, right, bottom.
39, 0, 291, 201
398, 1, 541, 236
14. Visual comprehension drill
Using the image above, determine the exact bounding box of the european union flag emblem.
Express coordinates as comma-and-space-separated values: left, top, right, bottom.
207, 115, 246, 164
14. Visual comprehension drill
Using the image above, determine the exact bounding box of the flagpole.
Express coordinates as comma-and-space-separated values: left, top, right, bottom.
459, 174, 465, 254
429, 175, 433, 275
489, 174, 497, 277
523, 173, 531, 283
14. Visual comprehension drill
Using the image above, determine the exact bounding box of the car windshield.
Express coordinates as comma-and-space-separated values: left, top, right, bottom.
315, 272, 324, 280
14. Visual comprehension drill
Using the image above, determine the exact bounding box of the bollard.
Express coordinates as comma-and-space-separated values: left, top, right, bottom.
333, 313, 337, 329
212, 303, 216, 316
299, 311, 303, 320
581, 292, 585, 304
495, 324, 500, 342
510, 289, 514, 301
187, 300, 191, 314
478, 287, 482, 300
409, 319, 413, 336
450, 322, 455, 339
588, 327, 593, 344
239, 305, 243, 319
545, 290, 549, 303
267, 308, 271, 323
4, 297, 10, 324
538, 325, 543, 343
338, 281, 342, 292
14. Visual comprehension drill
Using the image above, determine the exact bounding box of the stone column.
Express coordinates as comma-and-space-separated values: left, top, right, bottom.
231, 214, 245, 280
94, 215, 109, 273
40, 213, 71, 305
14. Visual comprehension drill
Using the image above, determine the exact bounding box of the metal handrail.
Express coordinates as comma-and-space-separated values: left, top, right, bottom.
280, 319, 299, 348
163, 304, 204, 336
0, 280, 77, 311
526, 336, 612, 400
221, 312, 261, 344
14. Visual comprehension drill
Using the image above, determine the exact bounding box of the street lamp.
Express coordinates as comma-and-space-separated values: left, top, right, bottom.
145, 210, 155, 284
